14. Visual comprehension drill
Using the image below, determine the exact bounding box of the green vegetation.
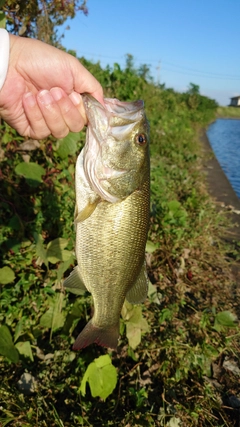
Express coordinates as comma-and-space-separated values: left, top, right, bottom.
0, 57, 239, 427
217, 106, 240, 119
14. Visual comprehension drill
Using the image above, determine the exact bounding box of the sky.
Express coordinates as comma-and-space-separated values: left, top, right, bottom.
58, 0, 240, 106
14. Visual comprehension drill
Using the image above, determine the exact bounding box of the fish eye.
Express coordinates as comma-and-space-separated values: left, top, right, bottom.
135, 133, 147, 146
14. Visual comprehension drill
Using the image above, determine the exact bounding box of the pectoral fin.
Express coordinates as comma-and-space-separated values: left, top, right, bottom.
126, 262, 149, 304
63, 265, 87, 295
74, 198, 100, 223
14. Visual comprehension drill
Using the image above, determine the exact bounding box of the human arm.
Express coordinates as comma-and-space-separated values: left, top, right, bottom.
0, 29, 104, 139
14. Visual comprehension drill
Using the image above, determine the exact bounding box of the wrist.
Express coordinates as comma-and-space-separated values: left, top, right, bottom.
0, 28, 10, 91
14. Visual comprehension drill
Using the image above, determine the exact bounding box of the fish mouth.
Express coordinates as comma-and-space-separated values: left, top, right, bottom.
82, 94, 147, 203
104, 98, 144, 116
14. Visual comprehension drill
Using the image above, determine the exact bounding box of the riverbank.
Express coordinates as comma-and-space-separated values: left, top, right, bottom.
217, 106, 240, 119
200, 128, 240, 282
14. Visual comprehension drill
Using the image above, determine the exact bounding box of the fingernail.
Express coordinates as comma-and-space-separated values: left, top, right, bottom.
69, 91, 82, 106
50, 87, 63, 101
24, 92, 36, 107
38, 90, 53, 106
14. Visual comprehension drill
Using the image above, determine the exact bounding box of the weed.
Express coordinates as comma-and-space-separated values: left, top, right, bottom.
0, 57, 239, 427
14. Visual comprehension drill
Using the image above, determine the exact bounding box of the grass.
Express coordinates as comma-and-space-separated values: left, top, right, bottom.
217, 106, 240, 118
0, 60, 239, 426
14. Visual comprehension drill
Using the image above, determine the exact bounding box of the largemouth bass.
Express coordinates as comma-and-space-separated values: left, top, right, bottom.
64, 94, 150, 350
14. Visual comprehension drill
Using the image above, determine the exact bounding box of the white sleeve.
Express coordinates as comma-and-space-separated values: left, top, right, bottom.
0, 28, 10, 91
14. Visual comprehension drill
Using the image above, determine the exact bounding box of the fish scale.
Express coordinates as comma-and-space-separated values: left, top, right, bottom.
77, 180, 150, 318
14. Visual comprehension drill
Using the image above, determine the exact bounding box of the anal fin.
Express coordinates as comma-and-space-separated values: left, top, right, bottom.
126, 262, 149, 304
63, 265, 87, 295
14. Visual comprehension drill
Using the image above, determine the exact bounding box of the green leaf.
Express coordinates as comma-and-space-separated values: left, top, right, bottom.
0, 417, 15, 427
148, 280, 161, 304
57, 255, 75, 282
166, 417, 181, 427
80, 362, 95, 397
127, 346, 138, 361
126, 323, 142, 350
15, 162, 45, 186
0, 325, 19, 363
5, 238, 21, 253
168, 200, 181, 213
56, 132, 80, 159
80, 354, 117, 400
40, 293, 66, 334
8, 215, 22, 231
159, 308, 172, 324
121, 302, 150, 350
14, 318, 25, 342
0, 266, 15, 285
33, 233, 48, 268
15, 341, 34, 361
0, 12, 6, 28
47, 238, 72, 264
145, 240, 159, 253
94, 354, 112, 368
214, 311, 237, 331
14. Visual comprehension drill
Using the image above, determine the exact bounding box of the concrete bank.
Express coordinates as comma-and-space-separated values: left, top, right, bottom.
200, 129, 240, 283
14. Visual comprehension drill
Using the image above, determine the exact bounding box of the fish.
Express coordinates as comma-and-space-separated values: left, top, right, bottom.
64, 94, 150, 350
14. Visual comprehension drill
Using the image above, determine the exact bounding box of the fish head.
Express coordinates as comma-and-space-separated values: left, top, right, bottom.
83, 94, 150, 202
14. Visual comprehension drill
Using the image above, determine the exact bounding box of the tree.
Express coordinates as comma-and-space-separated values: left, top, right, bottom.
1, 0, 88, 45
138, 64, 152, 82
187, 83, 200, 95
125, 54, 135, 73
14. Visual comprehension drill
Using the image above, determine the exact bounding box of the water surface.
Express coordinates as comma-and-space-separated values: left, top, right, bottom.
207, 118, 240, 199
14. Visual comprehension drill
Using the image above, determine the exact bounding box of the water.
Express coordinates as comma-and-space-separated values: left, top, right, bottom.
207, 118, 240, 199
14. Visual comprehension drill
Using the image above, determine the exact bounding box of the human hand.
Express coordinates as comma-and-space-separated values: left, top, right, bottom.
0, 34, 104, 139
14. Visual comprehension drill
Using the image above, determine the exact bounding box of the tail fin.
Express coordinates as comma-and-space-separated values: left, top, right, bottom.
72, 320, 119, 351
